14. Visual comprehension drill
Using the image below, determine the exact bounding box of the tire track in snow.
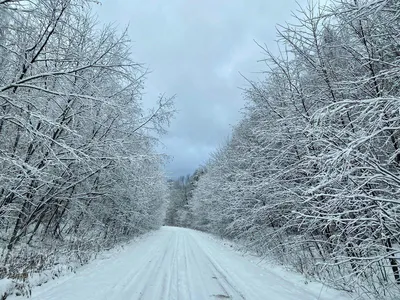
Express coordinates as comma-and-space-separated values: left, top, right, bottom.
136, 230, 177, 299
186, 230, 245, 299
181, 232, 192, 300
27, 227, 351, 300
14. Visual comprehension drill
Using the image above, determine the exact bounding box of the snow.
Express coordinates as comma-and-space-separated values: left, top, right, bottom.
0, 278, 14, 296
8, 226, 353, 300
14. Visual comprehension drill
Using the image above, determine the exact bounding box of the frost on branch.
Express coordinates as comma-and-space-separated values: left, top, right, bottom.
188, 0, 400, 299
0, 0, 173, 297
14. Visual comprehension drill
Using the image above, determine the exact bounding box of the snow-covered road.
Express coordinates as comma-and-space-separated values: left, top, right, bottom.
26, 227, 350, 300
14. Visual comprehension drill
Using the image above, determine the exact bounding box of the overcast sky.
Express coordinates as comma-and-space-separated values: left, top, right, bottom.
95, 0, 304, 178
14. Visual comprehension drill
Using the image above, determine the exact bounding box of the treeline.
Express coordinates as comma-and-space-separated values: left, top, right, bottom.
186, 0, 400, 299
165, 169, 205, 228
0, 0, 172, 293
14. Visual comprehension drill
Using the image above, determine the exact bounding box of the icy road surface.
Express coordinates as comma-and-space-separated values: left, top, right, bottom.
27, 226, 351, 300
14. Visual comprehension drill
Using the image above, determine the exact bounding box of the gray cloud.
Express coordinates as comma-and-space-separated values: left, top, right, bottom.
95, 0, 305, 178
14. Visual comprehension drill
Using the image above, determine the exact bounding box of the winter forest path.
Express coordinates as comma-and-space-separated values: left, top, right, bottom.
25, 227, 350, 300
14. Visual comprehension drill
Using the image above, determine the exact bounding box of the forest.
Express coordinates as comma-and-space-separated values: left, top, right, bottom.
1, 0, 400, 299
166, 0, 400, 299
0, 0, 173, 296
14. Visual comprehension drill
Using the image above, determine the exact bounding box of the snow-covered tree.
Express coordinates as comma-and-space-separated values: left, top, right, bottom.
189, 0, 400, 298
0, 0, 174, 289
